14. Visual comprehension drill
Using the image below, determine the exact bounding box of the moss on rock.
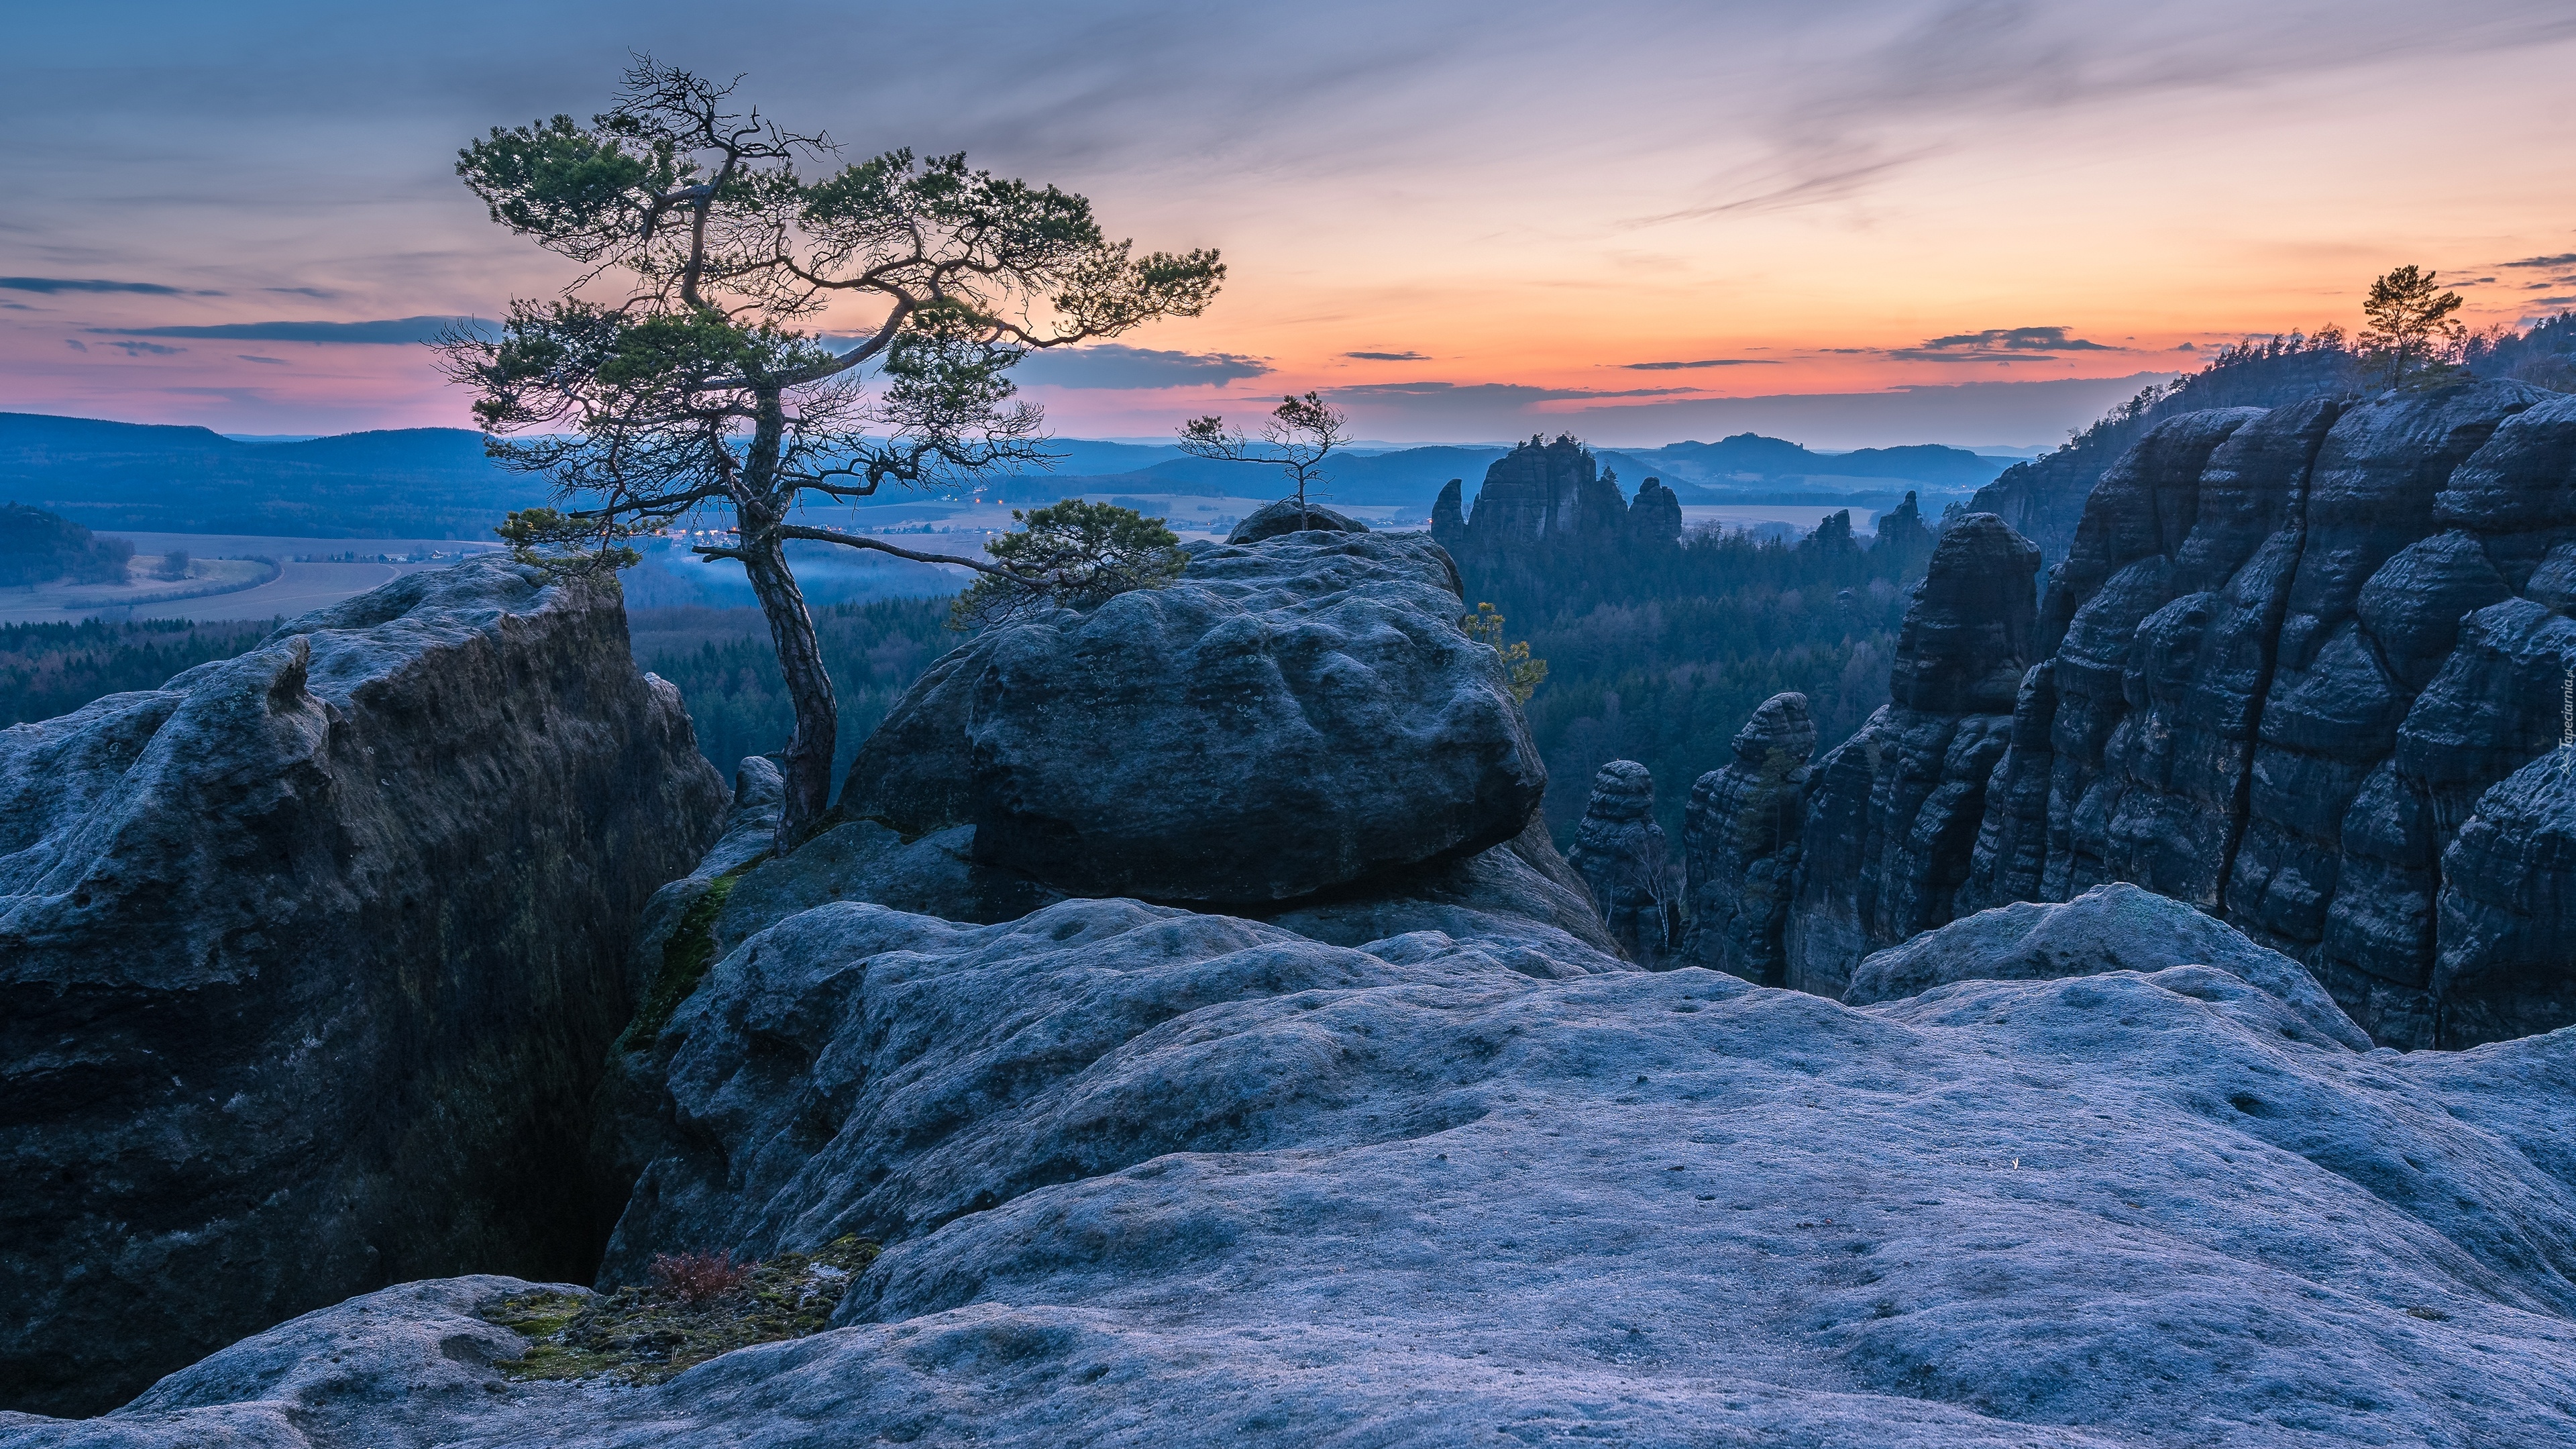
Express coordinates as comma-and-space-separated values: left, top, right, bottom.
481, 1236, 879, 1385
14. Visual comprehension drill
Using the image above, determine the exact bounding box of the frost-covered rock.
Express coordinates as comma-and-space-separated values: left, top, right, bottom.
25, 894, 2576, 1447
1845, 881, 2371, 1049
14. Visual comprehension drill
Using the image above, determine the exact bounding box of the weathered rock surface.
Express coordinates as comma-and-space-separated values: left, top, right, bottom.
1781, 515, 2040, 998
1624, 476, 1684, 549
28, 895, 2576, 1446
839, 530, 1539, 907
1679, 692, 1814, 984
1224, 498, 1370, 544
1564, 759, 1672, 964
0, 559, 727, 1414
1845, 882, 2371, 1049
1789, 385, 2576, 1049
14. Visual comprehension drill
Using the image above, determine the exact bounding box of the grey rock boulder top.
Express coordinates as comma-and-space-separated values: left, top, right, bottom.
1845, 881, 2373, 1049
26, 894, 2576, 1448
1224, 497, 1371, 543
839, 530, 1539, 906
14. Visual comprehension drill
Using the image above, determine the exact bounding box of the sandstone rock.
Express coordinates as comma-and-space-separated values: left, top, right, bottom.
1225, 498, 1370, 544
1790, 382, 2576, 1047
0, 559, 727, 1414
1845, 881, 2370, 1049
839, 531, 1537, 906
1679, 691, 1814, 985
31, 897, 2576, 1446
1428, 478, 1466, 551
1624, 476, 1682, 548
1783, 517, 2038, 997
2432, 742, 2576, 1049
1564, 759, 1673, 963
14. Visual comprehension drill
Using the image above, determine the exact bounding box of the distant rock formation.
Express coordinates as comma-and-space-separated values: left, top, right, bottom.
1773, 382, 2576, 1049
1566, 760, 1674, 963
1436, 435, 1682, 563
1780, 514, 2041, 999
0, 559, 727, 1414
1625, 477, 1683, 551
1679, 692, 1814, 985
1870, 490, 1934, 560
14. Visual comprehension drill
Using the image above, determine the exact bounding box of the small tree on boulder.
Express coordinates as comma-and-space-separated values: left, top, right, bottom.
440, 59, 1224, 846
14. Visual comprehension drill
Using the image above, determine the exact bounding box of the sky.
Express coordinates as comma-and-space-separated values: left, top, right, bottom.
6, 0, 2574, 449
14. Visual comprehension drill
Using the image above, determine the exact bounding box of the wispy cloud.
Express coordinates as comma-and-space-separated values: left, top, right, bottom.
3, 276, 221, 296
1619, 358, 1784, 370
1330, 381, 1700, 402
92, 315, 488, 343
264, 286, 337, 297
238, 354, 288, 364
2504, 254, 2576, 268
1344, 350, 1429, 361
1011, 343, 1271, 390
1882, 325, 2120, 362
103, 339, 187, 356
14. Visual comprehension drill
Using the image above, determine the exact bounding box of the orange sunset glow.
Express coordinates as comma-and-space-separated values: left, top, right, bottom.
9, 1, 2574, 445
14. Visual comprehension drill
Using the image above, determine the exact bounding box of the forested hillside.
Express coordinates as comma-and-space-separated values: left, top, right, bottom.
1465, 517, 1932, 843
628, 598, 956, 784
0, 617, 276, 727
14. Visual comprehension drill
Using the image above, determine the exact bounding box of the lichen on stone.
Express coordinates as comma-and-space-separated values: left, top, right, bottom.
480, 1236, 879, 1384
615, 869, 743, 1053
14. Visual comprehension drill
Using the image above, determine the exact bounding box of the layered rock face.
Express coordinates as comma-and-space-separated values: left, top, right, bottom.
1679, 691, 1815, 984
1564, 760, 1673, 963
1782, 383, 2576, 1049
0, 559, 727, 1414
36, 896, 2576, 1446
1780, 514, 2041, 998
1432, 435, 1680, 560
1974, 384, 2568, 1046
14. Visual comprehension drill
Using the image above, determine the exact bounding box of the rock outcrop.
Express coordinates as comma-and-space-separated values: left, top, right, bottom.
0, 559, 727, 1414
1564, 760, 1673, 963
1436, 435, 1682, 562
1844, 882, 2371, 1050
839, 531, 1534, 908
1679, 691, 1815, 984
1780, 514, 2041, 998
673, 530, 1602, 961
31, 895, 2576, 1446
1783, 383, 2576, 1049
1225, 498, 1370, 544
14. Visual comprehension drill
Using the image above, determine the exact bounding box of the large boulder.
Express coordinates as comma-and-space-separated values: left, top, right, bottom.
0, 559, 727, 1414
839, 531, 1540, 906
32, 896, 2576, 1446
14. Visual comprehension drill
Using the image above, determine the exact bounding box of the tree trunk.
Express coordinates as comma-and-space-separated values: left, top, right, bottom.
741, 537, 837, 850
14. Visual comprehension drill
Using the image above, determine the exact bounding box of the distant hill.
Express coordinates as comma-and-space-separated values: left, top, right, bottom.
0, 502, 134, 587
0, 414, 541, 539
0, 411, 2021, 539
1632, 435, 2010, 491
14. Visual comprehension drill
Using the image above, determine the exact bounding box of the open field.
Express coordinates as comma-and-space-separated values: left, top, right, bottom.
0, 532, 503, 625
